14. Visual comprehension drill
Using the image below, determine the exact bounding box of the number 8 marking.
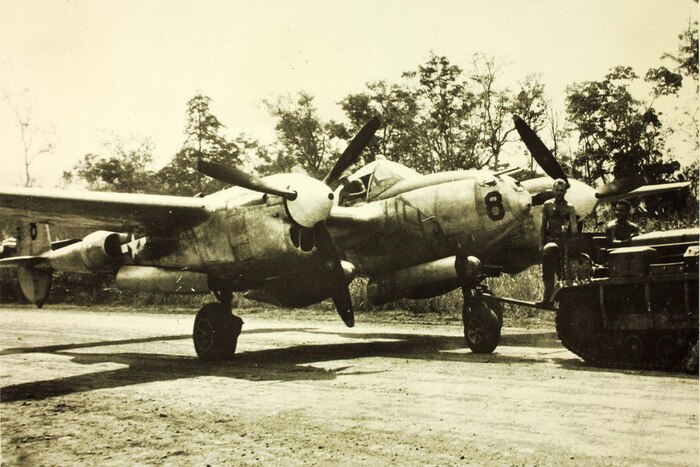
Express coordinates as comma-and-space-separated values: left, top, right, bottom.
485, 191, 505, 221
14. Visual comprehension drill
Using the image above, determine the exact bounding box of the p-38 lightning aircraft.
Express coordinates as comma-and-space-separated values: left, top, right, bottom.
0, 115, 688, 359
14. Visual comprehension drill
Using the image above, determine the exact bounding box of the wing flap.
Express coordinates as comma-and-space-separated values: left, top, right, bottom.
0, 186, 215, 233
614, 181, 691, 200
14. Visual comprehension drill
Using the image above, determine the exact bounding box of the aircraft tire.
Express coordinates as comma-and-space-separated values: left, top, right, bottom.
463, 303, 501, 354
193, 302, 242, 361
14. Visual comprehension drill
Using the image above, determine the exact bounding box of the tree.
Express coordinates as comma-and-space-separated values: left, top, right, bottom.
63, 138, 158, 193
678, 160, 699, 198
470, 56, 548, 170
647, 20, 699, 151
469, 54, 513, 169
543, 104, 573, 176
336, 80, 420, 166
3, 91, 54, 187
335, 54, 549, 175
566, 66, 678, 183
645, 66, 684, 97
401, 53, 483, 172
262, 92, 336, 178
158, 93, 257, 195
664, 20, 699, 82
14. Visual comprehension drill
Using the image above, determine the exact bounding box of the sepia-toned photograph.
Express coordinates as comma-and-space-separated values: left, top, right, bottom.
1, 1, 698, 465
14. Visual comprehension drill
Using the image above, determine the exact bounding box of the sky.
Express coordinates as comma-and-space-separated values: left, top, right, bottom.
0, 0, 697, 187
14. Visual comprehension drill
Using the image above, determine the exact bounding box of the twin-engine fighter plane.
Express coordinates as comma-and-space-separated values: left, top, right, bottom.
0, 115, 688, 359
0, 118, 381, 360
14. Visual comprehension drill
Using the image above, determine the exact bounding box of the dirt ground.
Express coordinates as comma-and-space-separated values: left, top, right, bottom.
0, 305, 697, 466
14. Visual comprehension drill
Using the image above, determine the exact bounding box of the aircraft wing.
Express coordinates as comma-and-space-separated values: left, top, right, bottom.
0, 186, 216, 233
608, 181, 691, 201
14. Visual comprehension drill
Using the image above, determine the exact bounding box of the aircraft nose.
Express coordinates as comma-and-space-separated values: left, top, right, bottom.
497, 175, 531, 221
513, 189, 532, 220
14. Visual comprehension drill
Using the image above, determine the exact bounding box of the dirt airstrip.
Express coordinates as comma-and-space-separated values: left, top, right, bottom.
0, 306, 697, 466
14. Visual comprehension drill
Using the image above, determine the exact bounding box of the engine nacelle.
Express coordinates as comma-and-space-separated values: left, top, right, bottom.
115, 266, 210, 294
367, 256, 481, 306
47, 231, 128, 273
245, 260, 356, 307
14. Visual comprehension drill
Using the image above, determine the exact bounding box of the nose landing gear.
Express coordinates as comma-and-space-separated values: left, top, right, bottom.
461, 285, 504, 354
455, 255, 504, 354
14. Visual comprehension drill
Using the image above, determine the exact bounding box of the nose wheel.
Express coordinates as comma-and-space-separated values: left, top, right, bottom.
461, 285, 503, 354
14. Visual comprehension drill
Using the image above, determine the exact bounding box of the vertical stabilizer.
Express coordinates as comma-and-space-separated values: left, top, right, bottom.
16, 223, 52, 307
17, 222, 51, 256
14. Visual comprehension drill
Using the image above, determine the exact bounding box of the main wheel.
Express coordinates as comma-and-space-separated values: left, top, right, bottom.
193, 303, 243, 361
463, 303, 501, 354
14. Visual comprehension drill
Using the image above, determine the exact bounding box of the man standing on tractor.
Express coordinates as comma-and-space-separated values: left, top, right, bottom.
539, 178, 578, 306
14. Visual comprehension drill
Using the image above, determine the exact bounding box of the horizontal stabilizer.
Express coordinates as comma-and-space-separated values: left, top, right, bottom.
0, 255, 47, 268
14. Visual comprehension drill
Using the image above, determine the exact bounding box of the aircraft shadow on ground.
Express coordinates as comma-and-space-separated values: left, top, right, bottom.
0, 328, 312, 356
550, 357, 698, 380
499, 331, 561, 348
1, 327, 544, 403
4, 326, 688, 403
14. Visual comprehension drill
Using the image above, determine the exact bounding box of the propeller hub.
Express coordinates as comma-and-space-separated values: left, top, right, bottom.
281, 174, 334, 228
339, 260, 356, 283
500, 175, 532, 221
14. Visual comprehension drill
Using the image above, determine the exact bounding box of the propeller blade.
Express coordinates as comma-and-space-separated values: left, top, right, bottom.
330, 284, 354, 328
323, 116, 381, 189
314, 224, 355, 327
595, 175, 648, 199
513, 115, 568, 184
197, 160, 297, 200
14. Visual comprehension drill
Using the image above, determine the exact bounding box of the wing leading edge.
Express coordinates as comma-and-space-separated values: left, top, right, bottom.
0, 186, 216, 233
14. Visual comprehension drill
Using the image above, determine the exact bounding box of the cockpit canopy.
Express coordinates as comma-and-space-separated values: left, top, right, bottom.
336, 156, 421, 205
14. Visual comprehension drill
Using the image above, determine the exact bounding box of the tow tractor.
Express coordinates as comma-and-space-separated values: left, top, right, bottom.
466, 228, 699, 371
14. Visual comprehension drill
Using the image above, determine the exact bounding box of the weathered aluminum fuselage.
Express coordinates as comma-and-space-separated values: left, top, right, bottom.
124, 180, 327, 292
331, 170, 532, 276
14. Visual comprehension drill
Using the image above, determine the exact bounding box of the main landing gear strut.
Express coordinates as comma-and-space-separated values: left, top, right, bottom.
193, 281, 244, 361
